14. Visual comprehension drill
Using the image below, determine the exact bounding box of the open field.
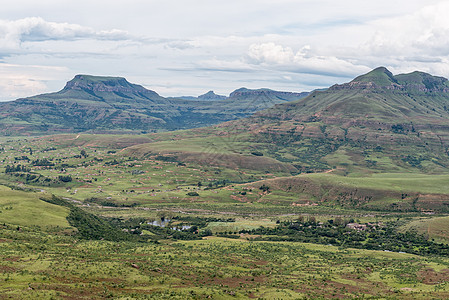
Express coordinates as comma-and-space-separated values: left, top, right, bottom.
2, 134, 449, 298
2, 224, 449, 299
306, 173, 449, 194
0, 186, 71, 231
401, 216, 449, 242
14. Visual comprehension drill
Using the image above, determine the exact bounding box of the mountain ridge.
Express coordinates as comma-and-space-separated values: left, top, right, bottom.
138, 67, 449, 175
331, 66, 449, 93
0, 74, 308, 135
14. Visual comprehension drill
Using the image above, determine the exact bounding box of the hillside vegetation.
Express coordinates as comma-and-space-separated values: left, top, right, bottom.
4, 67, 449, 298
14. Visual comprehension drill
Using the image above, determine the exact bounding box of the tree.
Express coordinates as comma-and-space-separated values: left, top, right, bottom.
259, 184, 270, 193
59, 175, 73, 182
80, 150, 88, 158
202, 229, 213, 236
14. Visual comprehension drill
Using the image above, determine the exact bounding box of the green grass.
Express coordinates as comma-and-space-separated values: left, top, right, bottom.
3, 227, 449, 299
401, 216, 449, 242
305, 172, 449, 194
0, 186, 71, 229
2, 135, 449, 298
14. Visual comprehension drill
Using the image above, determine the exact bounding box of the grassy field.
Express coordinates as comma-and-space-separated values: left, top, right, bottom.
401, 216, 449, 242
2, 135, 449, 298
2, 224, 449, 299
0, 186, 71, 231
306, 172, 449, 194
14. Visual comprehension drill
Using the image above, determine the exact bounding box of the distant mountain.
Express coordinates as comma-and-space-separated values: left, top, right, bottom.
0, 75, 309, 135
125, 67, 449, 174
227, 88, 309, 109
233, 67, 449, 172
198, 91, 227, 101
172, 91, 226, 101
261, 66, 449, 125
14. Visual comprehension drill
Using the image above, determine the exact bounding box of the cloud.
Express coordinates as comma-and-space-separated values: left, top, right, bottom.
0, 62, 68, 101
0, 17, 132, 51
165, 41, 195, 50
196, 58, 256, 73
248, 42, 294, 65
247, 42, 370, 77
361, 2, 449, 61
0, 1, 448, 100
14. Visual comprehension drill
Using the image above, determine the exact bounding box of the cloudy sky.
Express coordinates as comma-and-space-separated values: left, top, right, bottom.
0, 0, 448, 100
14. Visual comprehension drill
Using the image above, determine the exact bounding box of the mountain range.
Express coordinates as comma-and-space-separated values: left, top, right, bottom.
121, 67, 449, 175
5, 66, 449, 175
0, 75, 308, 135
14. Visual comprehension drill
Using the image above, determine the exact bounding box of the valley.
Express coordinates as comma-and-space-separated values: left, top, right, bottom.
3, 67, 449, 298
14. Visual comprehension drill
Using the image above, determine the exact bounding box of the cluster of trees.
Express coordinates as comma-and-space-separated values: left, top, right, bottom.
142, 225, 208, 240
259, 184, 270, 193
41, 196, 138, 242
85, 197, 138, 208
31, 158, 54, 167
4, 164, 30, 173
171, 216, 235, 230
14, 155, 30, 161
58, 175, 72, 182
204, 180, 230, 189
239, 218, 449, 256
137, 216, 235, 241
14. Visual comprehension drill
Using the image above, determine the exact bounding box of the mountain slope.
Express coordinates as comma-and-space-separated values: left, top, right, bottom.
122, 67, 449, 174
172, 90, 227, 101
0, 75, 309, 135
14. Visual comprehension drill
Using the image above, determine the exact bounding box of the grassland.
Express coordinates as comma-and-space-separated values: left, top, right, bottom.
305, 173, 449, 194
2, 223, 449, 299
401, 216, 449, 242
2, 134, 449, 298
0, 185, 71, 231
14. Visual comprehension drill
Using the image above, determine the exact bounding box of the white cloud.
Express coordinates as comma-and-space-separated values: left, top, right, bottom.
0, 1, 447, 99
0, 63, 68, 101
360, 2, 449, 64
247, 42, 369, 77
0, 17, 132, 52
248, 42, 294, 65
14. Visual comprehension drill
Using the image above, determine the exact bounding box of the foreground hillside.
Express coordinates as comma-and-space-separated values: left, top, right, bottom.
3, 220, 449, 299
0, 75, 308, 135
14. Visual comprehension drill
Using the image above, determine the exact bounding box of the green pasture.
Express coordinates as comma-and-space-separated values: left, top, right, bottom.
3, 225, 449, 299
401, 216, 449, 242
305, 172, 449, 194
0, 185, 70, 229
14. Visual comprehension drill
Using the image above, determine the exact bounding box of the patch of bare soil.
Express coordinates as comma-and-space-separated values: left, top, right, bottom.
417, 268, 449, 285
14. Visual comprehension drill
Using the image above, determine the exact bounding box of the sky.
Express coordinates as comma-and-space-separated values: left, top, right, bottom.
0, 0, 448, 101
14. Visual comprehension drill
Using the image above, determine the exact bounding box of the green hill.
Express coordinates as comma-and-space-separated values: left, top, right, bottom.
0, 75, 308, 135
121, 67, 449, 175
0, 186, 71, 230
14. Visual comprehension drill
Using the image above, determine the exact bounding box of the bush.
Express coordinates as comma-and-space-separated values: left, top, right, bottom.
58, 175, 72, 182
251, 151, 264, 156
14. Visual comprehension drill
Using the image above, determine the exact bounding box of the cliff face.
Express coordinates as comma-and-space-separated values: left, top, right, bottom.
63, 75, 149, 93
0, 75, 309, 135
